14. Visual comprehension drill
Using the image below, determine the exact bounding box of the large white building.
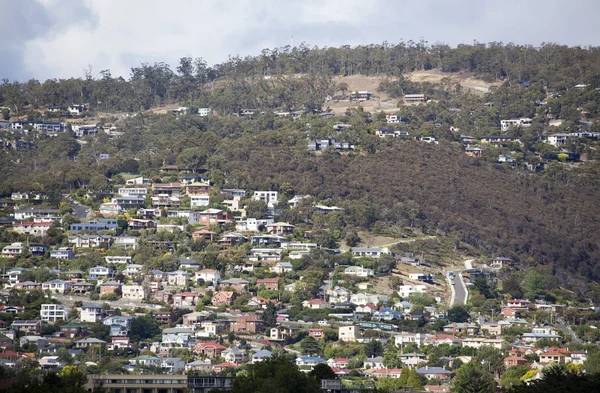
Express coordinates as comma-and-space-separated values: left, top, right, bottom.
41, 304, 70, 323
500, 118, 532, 132
80, 304, 105, 323
252, 191, 279, 208
121, 284, 148, 300
398, 284, 427, 298
190, 195, 210, 208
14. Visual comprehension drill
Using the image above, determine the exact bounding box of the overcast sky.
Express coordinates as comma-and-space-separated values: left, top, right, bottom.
2, 0, 600, 82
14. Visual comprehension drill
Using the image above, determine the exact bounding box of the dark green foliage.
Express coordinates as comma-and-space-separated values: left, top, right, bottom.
447, 305, 470, 323
507, 365, 600, 393
229, 355, 320, 393
129, 314, 161, 341
451, 362, 496, 393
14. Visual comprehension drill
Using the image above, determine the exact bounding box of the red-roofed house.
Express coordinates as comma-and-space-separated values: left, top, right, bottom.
424, 386, 450, 392
504, 355, 528, 368
308, 328, 324, 340
371, 368, 403, 378
302, 299, 331, 309
212, 291, 234, 306
213, 362, 238, 373
327, 358, 349, 368
195, 342, 227, 358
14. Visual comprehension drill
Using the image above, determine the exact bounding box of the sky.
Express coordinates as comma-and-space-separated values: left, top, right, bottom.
2, 0, 600, 81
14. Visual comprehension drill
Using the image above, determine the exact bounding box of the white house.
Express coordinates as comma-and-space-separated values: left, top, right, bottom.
398, 284, 427, 298
394, 332, 426, 347
88, 266, 114, 280
339, 326, 357, 342
104, 256, 132, 264
350, 293, 379, 305
252, 349, 273, 363
271, 262, 293, 274
195, 269, 221, 284
114, 236, 139, 250
344, 266, 374, 277
197, 108, 211, 116
80, 304, 105, 323
190, 195, 210, 207
47, 247, 73, 260
123, 264, 144, 277
117, 188, 148, 197
252, 191, 279, 208
42, 279, 72, 293
41, 304, 70, 323
167, 270, 189, 286
500, 118, 532, 132
545, 133, 569, 147
2, 242, 25, 257
122, 284, 148, 300
351, 247, 391, 259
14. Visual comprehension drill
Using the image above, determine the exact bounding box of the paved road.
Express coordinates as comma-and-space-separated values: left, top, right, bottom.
555, 319, 583, 344
71, 201, 91, 219
448, 260, 472, 306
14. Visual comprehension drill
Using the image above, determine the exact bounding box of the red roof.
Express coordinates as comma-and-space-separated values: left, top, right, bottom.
257, 278, 279, 283
196, 342, 227, 350
372, 368, 402, 376
305, 299, 328, 304
214, 362, 238, 368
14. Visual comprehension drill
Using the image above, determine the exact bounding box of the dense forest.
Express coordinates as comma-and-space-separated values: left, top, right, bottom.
2, 42, 600, 301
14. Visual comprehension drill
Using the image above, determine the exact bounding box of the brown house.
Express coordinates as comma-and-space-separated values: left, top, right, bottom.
256, 278, 279, 291
199, 209, 232, 226
99, 281, 122, 296
504, 355, 528, 368
192, 230, 217, 241
308, 328, 324, 340
152, 311, 175, 325
185, 182, 211, 196
230, 315, 265, 334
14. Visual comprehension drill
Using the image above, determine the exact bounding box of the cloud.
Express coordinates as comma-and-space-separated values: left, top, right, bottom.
3, 0, 600, 81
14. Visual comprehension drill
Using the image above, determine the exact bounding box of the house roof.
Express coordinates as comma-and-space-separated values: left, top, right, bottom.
416, 367, 453, 375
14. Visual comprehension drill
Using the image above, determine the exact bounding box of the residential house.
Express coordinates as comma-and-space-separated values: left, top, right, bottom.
173, 292, 201, 307
71, 282, 94, 294
195, 269, 221, 285
328, 286, 352, 304
344, 266, 374, 277
80, 304, 105, 323
394, 332, 426, 348
195, 342, 227, 358
212, 291, 234, 306
192, 229, 217, 242
123, 264, 144, 277
355, 303, 378, 314
504, 355, 528, 368
490, 257, 514, 269
2, 242, 25, 257
252, 349, 273, 363
252, 191, 279, 208
69, 219, 118, 232
266, 222, 295, 235
28, 243, 49, 257
308, 328, 325, 340
117, 187, 148, 197
198, 208, 231, 226
501, 118, 532, 132
269, 325, 296, 341
442, 323, 479, 335
339, 326, 357, 342
350, 293, 380, 305
99, 281, 122, 296
539, 351, 567, 365
256, 277, 280, 291
127, 219, 155, 230
408, 273, 434, 283
59, 323, 89, 339
222, 347, 248, 364
151, 194, 180, 208
42, 279, 71, 293
152, 182, 182, 196
371, 368, 404, 378
271, 262, 293, 274
303, 299, 331, 309
74, 338, 107, 349
12, 221, 53, 237
220, 278, 249, 292
41, 304, 70, 323
11, 320, 41, 333
373, 307, 403, 321
89, 266, 114, 280
167, 270, 189, 286
296, 356, 326, 369
190, 194, 211, 207
424, 335, 459, 346
398, 284, 427, 298
218, 232, 247, 247
114, 236, 139, 250
416, 366, 454, 380
104, 255, 132, 264
351, 247, 392, 259
122, 284, 148, 300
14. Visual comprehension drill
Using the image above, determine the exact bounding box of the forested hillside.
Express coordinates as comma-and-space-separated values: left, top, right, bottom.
1, 42, 600, 301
